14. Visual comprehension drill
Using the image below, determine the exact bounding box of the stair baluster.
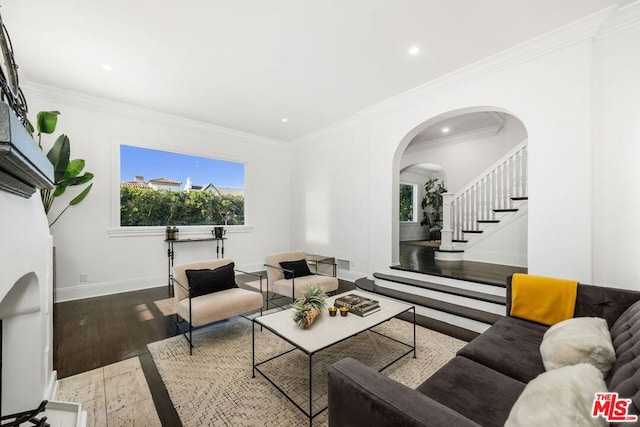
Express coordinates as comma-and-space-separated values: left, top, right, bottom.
441, 140, 528, 251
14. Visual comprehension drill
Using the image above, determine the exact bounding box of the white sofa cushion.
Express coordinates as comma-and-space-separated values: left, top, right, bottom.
176, 287, 263, 327
540, 317, 615, 373
505, 363, 608, 427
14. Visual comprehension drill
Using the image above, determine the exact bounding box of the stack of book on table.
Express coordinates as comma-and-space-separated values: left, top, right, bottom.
334, 294, 380, 317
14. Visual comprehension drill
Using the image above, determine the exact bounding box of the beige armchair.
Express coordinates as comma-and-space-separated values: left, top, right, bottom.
264, 251, 339, 309
172, 258, 264, 354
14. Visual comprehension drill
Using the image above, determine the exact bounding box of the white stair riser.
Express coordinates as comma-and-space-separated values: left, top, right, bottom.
357, 286, 492, 334
416, 306, 491, 334
375, 279, 505, 315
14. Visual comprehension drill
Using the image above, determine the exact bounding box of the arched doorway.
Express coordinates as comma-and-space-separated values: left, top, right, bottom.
395, 108, 529, 269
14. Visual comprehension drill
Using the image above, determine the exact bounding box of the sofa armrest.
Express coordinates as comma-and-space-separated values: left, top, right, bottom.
328, 358, 480, 427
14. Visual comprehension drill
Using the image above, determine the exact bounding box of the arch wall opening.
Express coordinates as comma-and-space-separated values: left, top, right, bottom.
393, 107, 529, 267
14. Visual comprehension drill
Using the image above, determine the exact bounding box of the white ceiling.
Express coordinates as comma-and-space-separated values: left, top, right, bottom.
408, 112, 507, 149
2, 0, 615, 142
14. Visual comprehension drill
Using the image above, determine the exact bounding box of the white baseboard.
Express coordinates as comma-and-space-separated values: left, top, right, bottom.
55, 275, 167, 302
462, 249, 527, 268
54, 263, 364, 303
47, 370, 58, 400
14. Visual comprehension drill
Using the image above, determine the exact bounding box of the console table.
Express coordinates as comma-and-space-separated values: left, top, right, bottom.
165, 237, 227, 292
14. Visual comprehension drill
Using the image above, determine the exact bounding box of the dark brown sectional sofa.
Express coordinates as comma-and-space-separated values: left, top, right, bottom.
327, 280, 640, 426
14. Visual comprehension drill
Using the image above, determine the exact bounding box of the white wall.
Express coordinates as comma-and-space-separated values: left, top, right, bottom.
293, 24, 604, 283
25, 84, 291, 301
463, 213, 528, 267
592, 22, 640, 290
0, 190, 54, 413
290, 119, 370, 280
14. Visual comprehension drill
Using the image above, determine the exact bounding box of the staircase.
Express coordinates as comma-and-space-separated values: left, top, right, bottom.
355, 140, 529, 341
439, 139, 528, 260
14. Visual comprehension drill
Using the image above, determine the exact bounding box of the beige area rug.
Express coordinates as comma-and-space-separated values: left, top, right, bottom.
148, 316, 465, 427
56, 357, 161, 427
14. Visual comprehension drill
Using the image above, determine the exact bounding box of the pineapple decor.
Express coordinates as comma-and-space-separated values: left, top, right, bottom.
292, 286, 327, 329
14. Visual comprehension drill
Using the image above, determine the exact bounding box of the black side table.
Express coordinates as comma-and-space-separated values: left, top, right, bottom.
166, 237, 227, 292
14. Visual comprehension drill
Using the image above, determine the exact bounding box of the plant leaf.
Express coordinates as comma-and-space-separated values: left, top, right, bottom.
53, 185, 66, 197
58, 172, 94, 187
64, 159, 85, 179
46, 135, 70, 183
69, 183, 92, 206
37, 111, 60, 134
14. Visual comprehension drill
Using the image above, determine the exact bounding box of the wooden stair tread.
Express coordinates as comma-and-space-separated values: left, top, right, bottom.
359, 278, 502, 325
511, 196, 528, 201
462, 230, 483, 233
494, 208, 518, 213
477, 219, 500, 223
356, 279, 479, 341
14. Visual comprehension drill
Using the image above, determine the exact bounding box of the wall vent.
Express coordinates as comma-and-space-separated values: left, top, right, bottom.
337, 259, 350, 270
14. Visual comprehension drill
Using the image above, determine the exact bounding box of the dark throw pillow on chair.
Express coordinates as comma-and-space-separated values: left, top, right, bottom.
185, 262, 238, 297
279, 259, 312, 280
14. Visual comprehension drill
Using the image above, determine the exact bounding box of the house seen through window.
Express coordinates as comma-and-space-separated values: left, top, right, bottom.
119, 145, 245, 226
399, 183, 417, 222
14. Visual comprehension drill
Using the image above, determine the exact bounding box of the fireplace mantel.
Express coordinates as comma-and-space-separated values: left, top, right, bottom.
0, 103, 54, 197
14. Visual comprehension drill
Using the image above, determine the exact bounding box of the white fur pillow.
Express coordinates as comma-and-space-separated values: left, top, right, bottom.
540, 317, 615, 373
505, 363, 608, 427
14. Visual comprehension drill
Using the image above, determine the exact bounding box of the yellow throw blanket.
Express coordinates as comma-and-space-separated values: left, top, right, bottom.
510, 273, 578, 326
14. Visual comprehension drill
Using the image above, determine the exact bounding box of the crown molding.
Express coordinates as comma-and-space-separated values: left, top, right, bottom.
291, 115, 366, 147
357, 7, 615, 120
595, 0, 640, 39
22, 81, 288, 149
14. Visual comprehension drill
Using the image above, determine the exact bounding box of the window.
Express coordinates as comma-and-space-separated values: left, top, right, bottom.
399, 183, 417, 222
119, 145, 245, 227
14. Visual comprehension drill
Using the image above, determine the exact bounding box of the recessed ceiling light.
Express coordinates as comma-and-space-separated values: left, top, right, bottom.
101, 64, 113, 71
408, 46, 420, 56
441, 127, 450, 134
281, 118, 288, 123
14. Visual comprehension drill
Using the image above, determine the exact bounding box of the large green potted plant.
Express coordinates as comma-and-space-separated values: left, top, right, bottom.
35, 111, 94, 227
420, 177, 447, 228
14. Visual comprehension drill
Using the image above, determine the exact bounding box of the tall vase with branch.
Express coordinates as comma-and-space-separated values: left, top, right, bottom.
35, 111, 94, 227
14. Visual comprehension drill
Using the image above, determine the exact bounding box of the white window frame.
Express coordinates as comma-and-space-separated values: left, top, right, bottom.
107, 136, 252, 237
399, 182, 418, 223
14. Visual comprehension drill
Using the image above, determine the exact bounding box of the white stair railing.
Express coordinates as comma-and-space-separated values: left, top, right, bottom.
440, 140, 528, 251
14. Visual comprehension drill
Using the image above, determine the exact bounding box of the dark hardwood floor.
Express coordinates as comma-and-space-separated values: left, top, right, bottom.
54, 285, 181, 425
54, 286, 175, 378
53, 274, 356, 426
397, 242, 527, 286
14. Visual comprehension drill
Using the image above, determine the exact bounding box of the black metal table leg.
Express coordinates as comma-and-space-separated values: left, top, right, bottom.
413, 307, 417, 358
309, 352, 313, 426
252, 319, 256, 378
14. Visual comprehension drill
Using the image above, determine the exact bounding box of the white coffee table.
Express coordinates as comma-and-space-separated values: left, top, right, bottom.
251, 290, 416, 425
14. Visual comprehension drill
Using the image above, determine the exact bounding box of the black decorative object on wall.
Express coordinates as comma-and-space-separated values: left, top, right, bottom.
0, 12, 28, 130
0, 12, 54, 197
